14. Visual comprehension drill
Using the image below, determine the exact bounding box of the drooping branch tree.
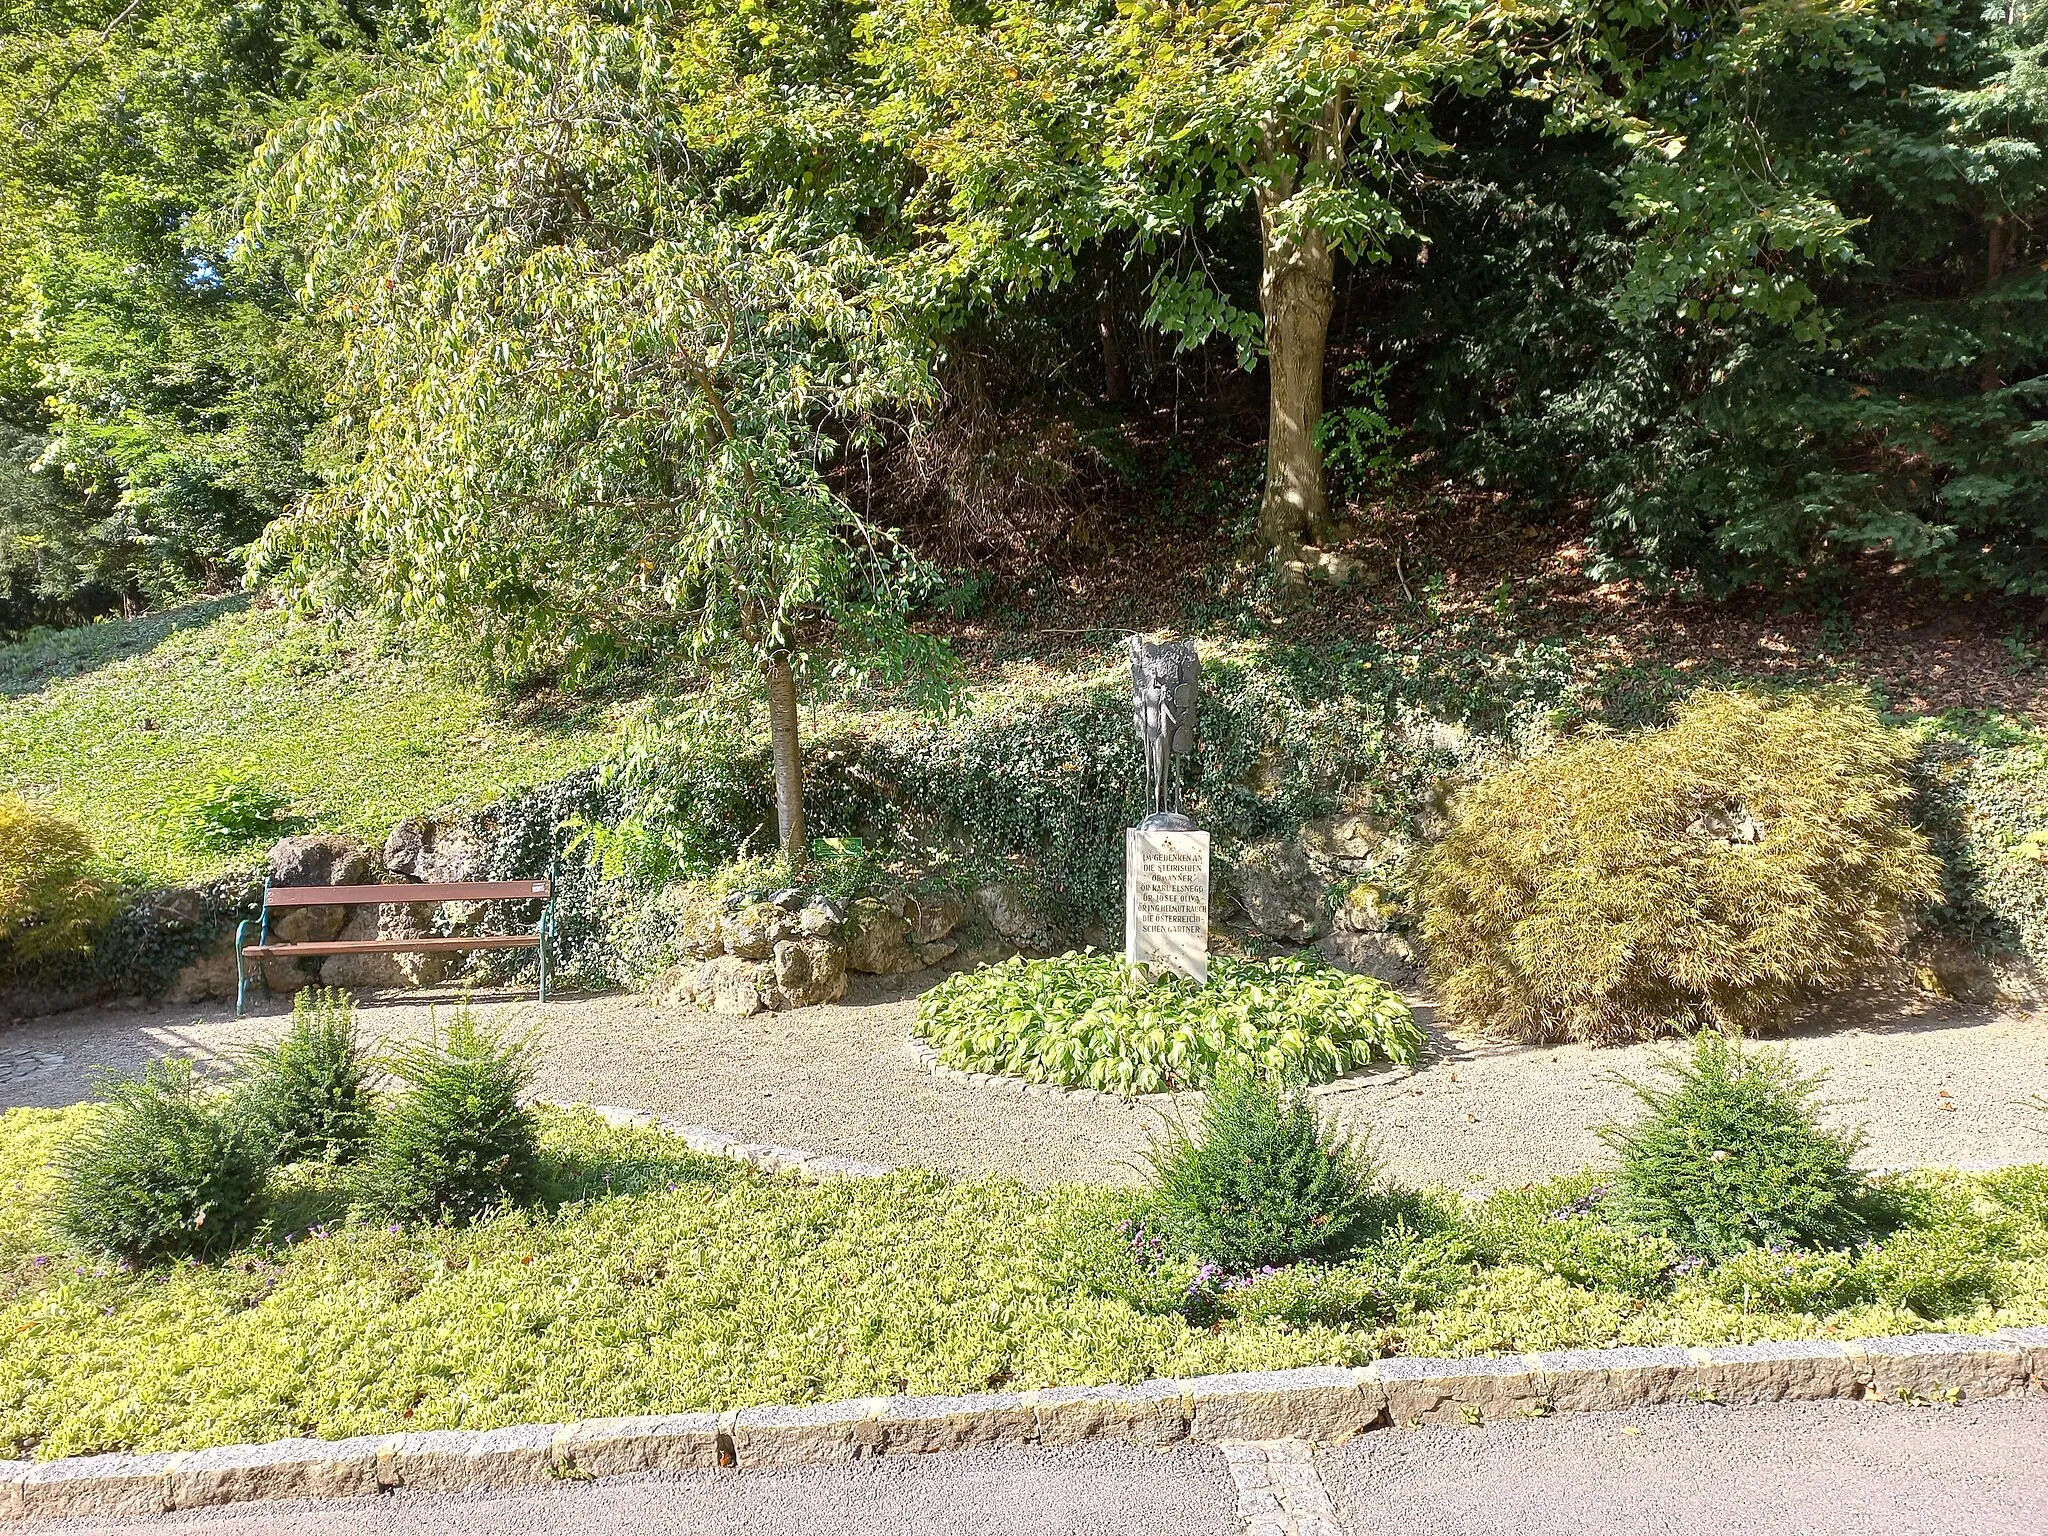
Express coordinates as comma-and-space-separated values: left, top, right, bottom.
244, 0, 943, 865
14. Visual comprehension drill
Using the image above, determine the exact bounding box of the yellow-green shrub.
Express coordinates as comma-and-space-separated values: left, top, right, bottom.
1416, 691, 1941, 1043
0, 795, 112, 969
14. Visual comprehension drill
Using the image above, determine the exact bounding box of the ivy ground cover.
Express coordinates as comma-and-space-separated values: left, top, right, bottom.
3, 1107, 2044, 1460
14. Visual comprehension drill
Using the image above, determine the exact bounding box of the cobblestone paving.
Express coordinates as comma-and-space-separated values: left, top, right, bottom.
0, 1048, 64, 1086
1219, 1440, 1343, 1536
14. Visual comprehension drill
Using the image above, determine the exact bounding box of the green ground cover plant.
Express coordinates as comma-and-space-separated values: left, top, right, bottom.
0, 599, 610, 883
0, 1106, 2041, 1460
914, 953, 1423, 1095
1417, 690, 1943, 1043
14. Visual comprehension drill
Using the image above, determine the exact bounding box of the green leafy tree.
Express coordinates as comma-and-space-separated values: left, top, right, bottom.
245, 0, 947, 862
865, 0, 1481, 556
0, 0, 415, 627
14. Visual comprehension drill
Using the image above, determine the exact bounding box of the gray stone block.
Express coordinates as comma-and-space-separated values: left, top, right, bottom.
876, 1393, 1040, 1454
1531, 1346, 1698, 1412
21, 1451, 176, 1520
588, 1105, 659, 1129
1033, 1381, 1190, 1447
800, 1156, 895, 1180
659, 1121, 736, 1155
0, 1461, 25, 1522
555, 1414, 724, 1477
1998, 1325, 2048, 1385
1370, 1353, 1551, 1425
1851, 1333, 2029, 1402
731, 1398, 891, 1465
168, 1435, 387, 1509
1182, 1368, 1383, 1442
387, 1424, 561, 1492
1691, 1339, 1862, 1403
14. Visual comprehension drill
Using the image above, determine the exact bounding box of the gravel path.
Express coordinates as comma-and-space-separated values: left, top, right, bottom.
2, 978, 2044, 1188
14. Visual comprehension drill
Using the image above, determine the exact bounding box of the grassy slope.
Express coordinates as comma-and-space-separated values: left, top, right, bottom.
2, 1107, 2043, 1460
0, 600, 612, 883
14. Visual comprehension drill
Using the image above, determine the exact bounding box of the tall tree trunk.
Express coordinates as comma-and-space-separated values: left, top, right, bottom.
1981, 215, 2011, 393
1099, 291, 1131, 404
763, 651, 806, 869
1255, 105, 1344, 556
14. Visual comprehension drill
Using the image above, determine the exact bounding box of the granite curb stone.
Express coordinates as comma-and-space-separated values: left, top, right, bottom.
167, 1435, 389, 1509
8, 1334, 2044, 1521
542, 1104, 899, 1181
20, 1452, 183, 1520
553, 1414, 724, 1477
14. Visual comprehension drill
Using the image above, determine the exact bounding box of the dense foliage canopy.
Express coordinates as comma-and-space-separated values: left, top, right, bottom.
3, 0, 2044, 637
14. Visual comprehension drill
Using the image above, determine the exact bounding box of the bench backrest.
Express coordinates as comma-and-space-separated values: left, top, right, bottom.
264, 879, 552, 908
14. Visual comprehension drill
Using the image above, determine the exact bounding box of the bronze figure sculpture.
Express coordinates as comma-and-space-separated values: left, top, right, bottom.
1129, 635, 1199, 827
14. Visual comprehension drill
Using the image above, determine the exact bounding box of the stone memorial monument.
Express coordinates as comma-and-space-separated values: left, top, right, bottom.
1125, 636, 1210, 984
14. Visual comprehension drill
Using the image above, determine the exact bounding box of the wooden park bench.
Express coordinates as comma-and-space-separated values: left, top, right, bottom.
235, 878, 556, 1016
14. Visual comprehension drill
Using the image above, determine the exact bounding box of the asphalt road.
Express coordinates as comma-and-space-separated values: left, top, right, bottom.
1329, 1397, 2048, 1536
13, 1398, 2045, 1536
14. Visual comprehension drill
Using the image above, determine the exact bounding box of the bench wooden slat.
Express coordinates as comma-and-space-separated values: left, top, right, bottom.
243, 935, 543, 958
263, 880, 552, 908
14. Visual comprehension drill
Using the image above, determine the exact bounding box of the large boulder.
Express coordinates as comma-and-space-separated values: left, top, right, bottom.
1318, 928, 1419, 988
383, 816, 489, 883
761, 938, 848, 1010
318, 905, 412, 990
269, 834, 382, 889
972, 882, 1054, 948
378, 903, 455, 987
1227, 838, 1329, 943
840, 898, 922, 974
907, 888, 967, 945
693, 954, 765, 1017
719, 901, 794, 961
165, 931, 239, 1004
1298, 814, 1387, 876
263, 834, 384, 970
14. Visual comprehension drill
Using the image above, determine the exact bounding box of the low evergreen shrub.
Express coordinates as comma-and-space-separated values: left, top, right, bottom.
1416, 689, 1942, 1043
1145, 1070, 1388, 1271
53, 1059, 270, 1262
1603, 1034, 1871, 1259
0, 795, 114, 970
239, 988, 375, 1165
915, 952, 1421, 1096
358, 1011, 541, 1225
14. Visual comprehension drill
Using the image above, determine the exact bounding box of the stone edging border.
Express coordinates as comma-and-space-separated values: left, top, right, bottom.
899, 1037, 1416, 1106
545, 1103, 897, 1181
2, 1331, 2042, 1520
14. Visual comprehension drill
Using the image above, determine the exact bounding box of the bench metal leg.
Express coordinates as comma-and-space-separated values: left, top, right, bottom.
234, 919, 253, 1018
537, 908, 552, 1003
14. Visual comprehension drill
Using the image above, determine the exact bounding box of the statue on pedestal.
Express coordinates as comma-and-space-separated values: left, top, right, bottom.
1129, 635, 1199, 830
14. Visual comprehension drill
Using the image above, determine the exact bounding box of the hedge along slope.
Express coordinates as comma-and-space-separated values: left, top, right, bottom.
1416, 691, 1944, 1044
608, 634, 1580, 932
